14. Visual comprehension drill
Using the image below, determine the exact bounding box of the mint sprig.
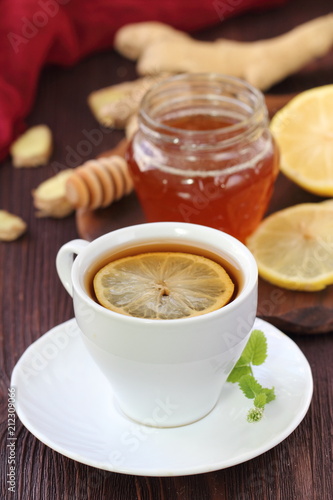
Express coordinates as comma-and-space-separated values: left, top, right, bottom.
227, 329, 276, 422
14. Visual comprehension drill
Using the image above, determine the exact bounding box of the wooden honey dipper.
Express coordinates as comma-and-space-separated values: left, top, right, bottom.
65, 151, 133, 210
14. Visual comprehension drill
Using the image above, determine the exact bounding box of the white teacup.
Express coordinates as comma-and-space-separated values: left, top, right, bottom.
56, 222, 258, 427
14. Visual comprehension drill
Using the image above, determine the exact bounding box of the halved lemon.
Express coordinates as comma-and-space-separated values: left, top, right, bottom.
93, 252, 234, 319
270, 85, 333, 196
246, 202, 333, 291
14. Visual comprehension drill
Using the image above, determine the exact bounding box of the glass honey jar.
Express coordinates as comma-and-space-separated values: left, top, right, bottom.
127, 73, 279, 242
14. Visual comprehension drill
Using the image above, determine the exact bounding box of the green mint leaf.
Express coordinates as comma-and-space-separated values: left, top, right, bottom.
254, 392, 267, 408
227, 365, 252, 383
234, 354, 253, 368
241, 329, 268, 366
247, 407, 264, 423
261, 387, 276, 404
226, 329, 276, 423
238, 375, 263, 399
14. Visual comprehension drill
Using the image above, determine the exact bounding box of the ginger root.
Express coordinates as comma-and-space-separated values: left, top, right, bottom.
114, 21, 190, 60
10, 125, 53, 167
32, 169, 74, 218
0, 210, 27, 241
114, 15, 333, 91
87, 75, 167, 128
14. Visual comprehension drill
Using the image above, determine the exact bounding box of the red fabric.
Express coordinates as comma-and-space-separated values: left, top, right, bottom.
0, 0, 288, 161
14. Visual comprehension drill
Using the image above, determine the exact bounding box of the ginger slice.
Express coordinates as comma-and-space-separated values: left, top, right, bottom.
10, 125, 53, 168
32, 169, 74, 218
87, 75, 166, 128
0, 210, 27, 241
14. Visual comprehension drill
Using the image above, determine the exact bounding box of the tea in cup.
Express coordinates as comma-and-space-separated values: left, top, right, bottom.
56, 222, 258, 427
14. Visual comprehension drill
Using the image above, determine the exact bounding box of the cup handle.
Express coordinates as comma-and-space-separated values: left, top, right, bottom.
56, 239, 89, 297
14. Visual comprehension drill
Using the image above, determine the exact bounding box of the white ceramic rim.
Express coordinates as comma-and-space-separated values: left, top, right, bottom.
71, 222, 258, 325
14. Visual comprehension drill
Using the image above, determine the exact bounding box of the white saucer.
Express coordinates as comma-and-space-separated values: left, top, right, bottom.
11, 318, 313, 477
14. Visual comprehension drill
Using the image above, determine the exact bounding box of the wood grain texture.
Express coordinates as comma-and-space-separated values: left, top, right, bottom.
1, 0, 333, 499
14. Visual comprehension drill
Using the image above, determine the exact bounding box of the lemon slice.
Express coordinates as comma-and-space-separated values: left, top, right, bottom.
93, 252, 234, 319
246, 203, 333, 291
270, 85, 333, 196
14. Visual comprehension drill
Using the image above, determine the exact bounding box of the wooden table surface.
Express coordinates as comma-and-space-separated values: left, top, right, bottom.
1, 1, 333, 498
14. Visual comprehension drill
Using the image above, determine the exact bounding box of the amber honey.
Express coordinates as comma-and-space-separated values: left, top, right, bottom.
126, 74, 279, 243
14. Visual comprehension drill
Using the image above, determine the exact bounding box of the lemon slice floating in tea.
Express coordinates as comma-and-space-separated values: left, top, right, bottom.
93, 252, 234, 319
246, 202, 333, 291
270, 85, 333, 196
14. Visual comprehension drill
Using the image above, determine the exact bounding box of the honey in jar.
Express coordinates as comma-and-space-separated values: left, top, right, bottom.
127, 74, 279, 243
